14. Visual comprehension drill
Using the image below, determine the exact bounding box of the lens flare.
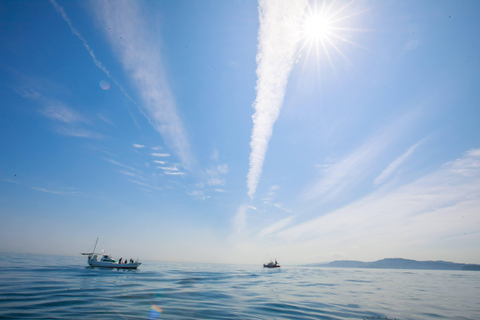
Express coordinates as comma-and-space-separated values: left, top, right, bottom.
99, 80, 110, 90
148, 305, 163, 320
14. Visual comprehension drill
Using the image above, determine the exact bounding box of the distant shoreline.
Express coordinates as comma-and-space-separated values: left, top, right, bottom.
306, 258, 480, 271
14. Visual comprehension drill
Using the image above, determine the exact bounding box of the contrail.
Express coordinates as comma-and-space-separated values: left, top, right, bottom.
247, 0, 307, 198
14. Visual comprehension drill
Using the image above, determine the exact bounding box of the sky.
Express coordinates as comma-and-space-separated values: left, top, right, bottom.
0, 0, 479, 265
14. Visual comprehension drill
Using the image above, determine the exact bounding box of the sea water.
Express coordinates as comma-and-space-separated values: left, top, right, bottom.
0, 253, 479, 320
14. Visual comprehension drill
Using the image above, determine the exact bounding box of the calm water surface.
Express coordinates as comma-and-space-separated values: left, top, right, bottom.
0, 253, 479, 319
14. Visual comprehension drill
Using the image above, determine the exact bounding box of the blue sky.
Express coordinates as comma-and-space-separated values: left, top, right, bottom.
1, 0, 479, 264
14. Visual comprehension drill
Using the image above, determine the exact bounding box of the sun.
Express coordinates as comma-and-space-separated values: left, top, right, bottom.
303, 12, 332, 43
297, 0, 368, 72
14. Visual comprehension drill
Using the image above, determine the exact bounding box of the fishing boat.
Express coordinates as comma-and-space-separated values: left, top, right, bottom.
81, 238, 141, 269
263, 259, 280, 268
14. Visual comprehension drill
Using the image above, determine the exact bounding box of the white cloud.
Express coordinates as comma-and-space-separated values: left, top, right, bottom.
56, 126, 102, 139
119, 170, 141, 179
277, 149, 480, 260
102, 157, 141, 174
258, 215, 295, 237
152, 153, 170, 157
31, 187, 81, 196
133, 144, 145, 148
15, 76, 101, 139
247, 0, 308, 198
93, 0, 193, 169
164, 171, 185, 175
304, 117, 412, 201
374, 140, 423, 185
205, 150, 229, 187
233, 205, 248, 234
42, 104, 87, 124
188, 190, 208, 201
158, 166, 178, 171
50, 0, 138, 109
153, 160, 165, 165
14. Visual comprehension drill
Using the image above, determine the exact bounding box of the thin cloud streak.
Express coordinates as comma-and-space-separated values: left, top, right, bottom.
374, 140, 423, 185
258, 215, 295, 237
278, 149, 480, 258
152, 153, 170, 157
247, 0, 308, 198
32, 187, 81, 196
93, 0, 194, 169
304, 115, 415, 201
50, 0, 140, 114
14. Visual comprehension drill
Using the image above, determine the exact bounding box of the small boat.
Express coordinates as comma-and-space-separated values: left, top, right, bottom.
263, 259, 280, 268
81, 238, 141, 269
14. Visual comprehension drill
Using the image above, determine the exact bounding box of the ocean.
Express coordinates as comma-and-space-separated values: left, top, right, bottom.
0, 253, 479, 320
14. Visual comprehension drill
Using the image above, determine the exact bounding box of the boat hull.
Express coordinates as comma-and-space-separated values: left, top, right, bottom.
88, 261, 141, 269
263, 264, 280, 268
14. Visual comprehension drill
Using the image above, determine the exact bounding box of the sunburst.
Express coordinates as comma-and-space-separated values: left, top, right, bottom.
296, 0, 370, 75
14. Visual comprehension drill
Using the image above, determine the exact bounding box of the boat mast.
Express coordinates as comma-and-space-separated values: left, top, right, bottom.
92, 238, 99, 254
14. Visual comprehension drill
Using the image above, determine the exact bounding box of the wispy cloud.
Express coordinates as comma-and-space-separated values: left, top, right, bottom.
304, 117, 412, 201
247, 0, 308, 198
158, 166, 179, 172
164, 171, 185, 176
133, 144, 145, 148
233, 205, 248, 234
188, 190, 208, 201
102, 157, 141, 174
32, 187, 81, 196
374, 139, 423, 185
153, 160, 165, 165
50, 0, 138, 111
258, 215, 295, 238
152, 153, 170, 158
15, 77, 101, 139
92, 0, 194, 169
278, 149, 480, 258
42, 104, 87, 124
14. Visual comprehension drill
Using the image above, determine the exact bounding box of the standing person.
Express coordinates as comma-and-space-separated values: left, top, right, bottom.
119, 257, 122, 264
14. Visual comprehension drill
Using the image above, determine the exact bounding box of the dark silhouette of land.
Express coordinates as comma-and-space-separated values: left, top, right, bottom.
308, 258, 480, 271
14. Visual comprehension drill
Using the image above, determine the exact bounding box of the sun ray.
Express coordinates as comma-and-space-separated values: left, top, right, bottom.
295, 0, 372, 79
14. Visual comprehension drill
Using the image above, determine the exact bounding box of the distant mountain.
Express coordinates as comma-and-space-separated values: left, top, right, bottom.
308, 258, 480, 271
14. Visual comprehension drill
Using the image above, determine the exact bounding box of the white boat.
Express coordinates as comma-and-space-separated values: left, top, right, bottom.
81, 238, 141, 269
263, 258, 280, 268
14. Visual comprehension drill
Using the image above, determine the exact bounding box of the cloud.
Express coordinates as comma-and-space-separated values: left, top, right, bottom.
92, 0, 194, 169
119, 170, 142, 179
247, 0, 308, 198
153, 160, 165, 165
102, 157, 141, 174
50, 0, 138, 109
32, 187, 81, 196
164, 171, 185, 175
258, 215, 295, 237
278, 149, 480, 257
158, 166, 179, 171
188, 190, 208, 201
233, 205, 248, 234
15, 78, 101, 139
374, 139, 424, 185
152, 153, 170, 157
262, 185, 282, 205
304, 116, 414, 201
56, 126, 103, 139
42, 104, 87, 124
133, 144, 145, 148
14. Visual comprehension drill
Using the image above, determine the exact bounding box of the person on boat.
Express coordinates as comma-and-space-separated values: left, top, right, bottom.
130, 258, 133, 263
119, 257, 122, 264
